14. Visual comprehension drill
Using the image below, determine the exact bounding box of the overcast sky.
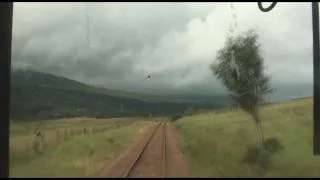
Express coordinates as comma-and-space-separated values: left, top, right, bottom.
11, 2, 313, 99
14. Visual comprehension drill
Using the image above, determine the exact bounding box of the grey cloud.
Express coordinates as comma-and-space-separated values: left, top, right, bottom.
11, 2, 314, 99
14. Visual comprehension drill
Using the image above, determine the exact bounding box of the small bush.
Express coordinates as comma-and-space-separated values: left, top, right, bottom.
243, 137, 284, 169
171, 114, 183, 122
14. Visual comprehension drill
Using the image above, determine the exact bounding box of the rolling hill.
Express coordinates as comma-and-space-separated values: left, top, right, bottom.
10, 69, 229, 121
174, 98, 318, 177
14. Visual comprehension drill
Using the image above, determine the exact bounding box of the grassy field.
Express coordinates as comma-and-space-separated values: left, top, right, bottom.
174, 98, 320, 177
9, 117, 153, 177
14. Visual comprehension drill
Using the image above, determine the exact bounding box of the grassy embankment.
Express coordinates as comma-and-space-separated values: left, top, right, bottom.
10, 117, 153, 177
174, 98, 320, 177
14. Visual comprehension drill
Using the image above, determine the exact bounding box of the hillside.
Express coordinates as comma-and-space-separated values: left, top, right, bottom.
174, 98, 319, 177
11, 69, 157, 102
10, 69, 227, 121
11, 69, 230, 104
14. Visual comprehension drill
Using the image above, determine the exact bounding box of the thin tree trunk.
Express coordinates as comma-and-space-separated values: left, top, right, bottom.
252, 107, 265, 154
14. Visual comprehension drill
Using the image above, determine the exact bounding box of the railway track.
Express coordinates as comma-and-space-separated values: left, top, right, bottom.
123, 122, 167, 178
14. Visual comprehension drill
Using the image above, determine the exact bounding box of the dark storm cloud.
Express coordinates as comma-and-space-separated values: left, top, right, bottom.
12, 2, 313, 98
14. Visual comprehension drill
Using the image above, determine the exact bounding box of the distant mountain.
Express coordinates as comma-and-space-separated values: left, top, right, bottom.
10, 69, 229, 121
12, 69, 230, 104
11, 69, 156, 102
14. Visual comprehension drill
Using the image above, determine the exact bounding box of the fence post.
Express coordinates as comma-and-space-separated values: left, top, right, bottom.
33, 129, 45, 154
56, 130, 60, 144
64, 129, 68, 140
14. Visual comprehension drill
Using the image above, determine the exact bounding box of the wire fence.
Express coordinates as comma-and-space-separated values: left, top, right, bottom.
30, 121, 133, 155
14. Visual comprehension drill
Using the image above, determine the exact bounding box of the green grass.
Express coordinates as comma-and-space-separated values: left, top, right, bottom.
174, 98, 320, 177
10, 117, 152, 177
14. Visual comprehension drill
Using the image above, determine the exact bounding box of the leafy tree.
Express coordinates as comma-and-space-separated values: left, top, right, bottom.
210, 29, 274, 154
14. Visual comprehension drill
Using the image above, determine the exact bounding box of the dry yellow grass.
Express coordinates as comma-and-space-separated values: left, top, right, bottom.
10, 117, 153, 177
174, 98, 320, 177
